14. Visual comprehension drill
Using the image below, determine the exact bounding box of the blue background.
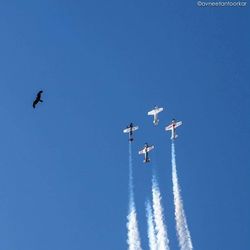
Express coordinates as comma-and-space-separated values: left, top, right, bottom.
0, 1, 249, 249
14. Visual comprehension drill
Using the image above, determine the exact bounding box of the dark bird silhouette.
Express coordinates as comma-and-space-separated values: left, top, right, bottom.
33, 90, 43, 108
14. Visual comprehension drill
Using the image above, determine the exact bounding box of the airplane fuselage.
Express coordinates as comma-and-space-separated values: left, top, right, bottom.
143, 146, 150, 162
171, 124, 178, 140
145, 151, 148, 162
153, 114, 159, 125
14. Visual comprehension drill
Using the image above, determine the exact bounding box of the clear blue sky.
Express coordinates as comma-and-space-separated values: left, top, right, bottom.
0, 1, 249, 249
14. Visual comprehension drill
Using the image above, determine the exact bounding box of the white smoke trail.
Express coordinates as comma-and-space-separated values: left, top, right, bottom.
171, 142, 193, 250
146, 200, 157, 250
127, 142, 142, 250
152, 174, 170, 250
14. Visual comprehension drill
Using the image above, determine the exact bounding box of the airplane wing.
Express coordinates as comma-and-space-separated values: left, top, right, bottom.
165, 124, 173, 131
123, 128, 130, 133
157, 107, 163, 113
147, 107, 163, 116
148, 110, 156, 116
175, 121, 182, 128
138, 149, 146, 154
146, 145, 154, 152
123, 125, 138, 133
131, 126, 139, 132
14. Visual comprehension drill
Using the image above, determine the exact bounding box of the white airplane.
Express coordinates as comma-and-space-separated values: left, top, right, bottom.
123, 123, 139, 141
138, 143, 154, 163
147, 106, 164, 125
165, 119, 182, 140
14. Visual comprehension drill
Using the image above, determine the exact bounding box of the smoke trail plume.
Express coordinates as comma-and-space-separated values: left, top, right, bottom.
127, 142, 142, 250
171, 142, 193, 250
152, 174, 170, 250
146, 200, 157, 250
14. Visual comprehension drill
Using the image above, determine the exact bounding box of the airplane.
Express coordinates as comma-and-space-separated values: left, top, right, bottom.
33, 90, 43, 108
147, 106, 164, 125
165, 119, 182, 140
138, 143, 154, 163
123, 123, 139, 141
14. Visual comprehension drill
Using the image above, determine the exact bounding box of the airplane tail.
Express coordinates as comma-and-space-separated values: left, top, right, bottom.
153, 119, 159, 126
171, 134, 178, 140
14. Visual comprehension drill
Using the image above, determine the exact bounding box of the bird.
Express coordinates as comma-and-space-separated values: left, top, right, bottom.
33, 90, 43, 108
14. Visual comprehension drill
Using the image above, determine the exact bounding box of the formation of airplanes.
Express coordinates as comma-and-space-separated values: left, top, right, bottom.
123, 106, 182, 163
32, 95, 181, 164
